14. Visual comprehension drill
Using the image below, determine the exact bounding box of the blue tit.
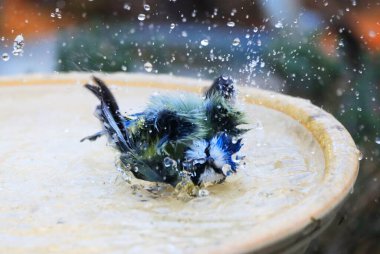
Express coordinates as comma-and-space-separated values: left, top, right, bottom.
82, 75, 247, 187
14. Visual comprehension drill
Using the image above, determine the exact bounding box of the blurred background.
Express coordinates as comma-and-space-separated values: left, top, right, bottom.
0, 0, 379, 253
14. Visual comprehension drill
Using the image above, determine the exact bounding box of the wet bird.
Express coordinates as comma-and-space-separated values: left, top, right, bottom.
82, 76, 247, 187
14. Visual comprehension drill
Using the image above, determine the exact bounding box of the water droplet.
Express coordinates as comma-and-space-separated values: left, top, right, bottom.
230, 8, 237, 16
2, 53, 9, 61
121, 65, 127, 71
181, 31, 187, 37
222, 164, 232, 175
200, 39, 209, 46
336, 88, 344, 96
198, 188, 209, 197
232, 37, 240, 46
227, 21, 235, 27
123, 3, 131, 10
253, 27, 258, 33
137, 13, 146, 21
375, 137, 380, 145
144, 62, 153, 72
369, 30, 376, 38
274, 21, 283, 28
1, 36, 4, 41
191, 10, 197, 18
50, 8, 62, 19
170, 23, 175, 29
12, 34, 24, 56
163, 157, 172, 167
358, 150, 363, 161
324, 2, 329, 6
232, 154, 241, 164
143, 4, 150, 11
163, 157, 177, 169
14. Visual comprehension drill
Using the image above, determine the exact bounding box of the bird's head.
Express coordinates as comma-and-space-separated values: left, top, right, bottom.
184, 133, 243, 185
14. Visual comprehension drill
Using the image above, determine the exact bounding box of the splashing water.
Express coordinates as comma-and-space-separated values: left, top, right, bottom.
2, 53, 9, 62
274, 21, 283, 29
357, 149, 363, 161
50, 8, 62, 19
144, 62, 153, 72
123, 3, 131, 10
200, 39, 209, 46
138, 14, 146, 21
163, 157, 177, 168
368, 31, 376, 38
198, 188, 210, 197
232, 38, 240, 46
227, 21, 235, 27
143, 4, 150, 11
12, 34, 24, 56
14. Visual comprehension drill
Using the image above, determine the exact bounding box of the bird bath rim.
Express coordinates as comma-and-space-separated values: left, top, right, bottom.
0, 73, 359, 253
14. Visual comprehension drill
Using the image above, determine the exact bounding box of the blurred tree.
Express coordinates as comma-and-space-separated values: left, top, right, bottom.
263, 32, 343, 104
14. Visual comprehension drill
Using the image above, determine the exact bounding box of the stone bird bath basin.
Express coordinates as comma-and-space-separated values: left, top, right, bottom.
0, 73, 359, 253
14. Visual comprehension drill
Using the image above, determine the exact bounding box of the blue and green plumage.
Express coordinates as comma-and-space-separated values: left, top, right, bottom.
82, 75, 247, 187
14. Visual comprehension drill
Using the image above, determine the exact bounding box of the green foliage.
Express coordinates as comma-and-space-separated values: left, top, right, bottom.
57, 23, 170, 73
263, 33, 342, 102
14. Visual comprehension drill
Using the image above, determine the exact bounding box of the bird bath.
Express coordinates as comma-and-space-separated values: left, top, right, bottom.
0, 73, 359, 253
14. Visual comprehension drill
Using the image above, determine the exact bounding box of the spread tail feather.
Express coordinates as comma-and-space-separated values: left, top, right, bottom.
83, 76, 131, 152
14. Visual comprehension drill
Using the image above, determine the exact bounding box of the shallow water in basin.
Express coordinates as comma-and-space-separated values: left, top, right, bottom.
0, 84, 324, 253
